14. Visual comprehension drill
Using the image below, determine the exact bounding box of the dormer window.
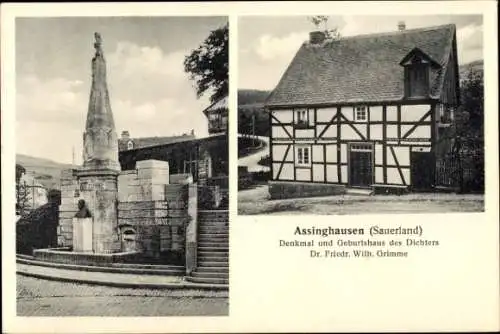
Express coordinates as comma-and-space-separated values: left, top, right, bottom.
406, 63, 429, 98
400, 48, 441, 99
127, 140, 134, 150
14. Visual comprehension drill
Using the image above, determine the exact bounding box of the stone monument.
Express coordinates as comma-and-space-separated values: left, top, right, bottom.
75, 32, 121, 253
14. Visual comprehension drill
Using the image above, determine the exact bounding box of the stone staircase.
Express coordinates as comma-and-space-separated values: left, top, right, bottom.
187, 210, 229, 285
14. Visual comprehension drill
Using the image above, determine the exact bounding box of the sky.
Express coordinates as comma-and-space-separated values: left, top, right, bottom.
16, 16, 227, 164
238, 15, 483, 90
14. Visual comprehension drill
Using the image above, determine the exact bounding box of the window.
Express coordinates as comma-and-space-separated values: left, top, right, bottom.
127, 140, 134, 150
296, 145, 311, 166
354, 106, 367, 122
295, 109, 308, 126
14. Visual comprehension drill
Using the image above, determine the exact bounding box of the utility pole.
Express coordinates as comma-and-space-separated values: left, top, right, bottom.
252, 113, 256, 147
72, 146, 75, 165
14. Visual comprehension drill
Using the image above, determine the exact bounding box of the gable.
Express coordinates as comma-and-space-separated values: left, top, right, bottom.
266, 24, 456, 107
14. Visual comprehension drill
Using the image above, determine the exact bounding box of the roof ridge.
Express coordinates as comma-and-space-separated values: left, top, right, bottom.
315, 23, 456, 43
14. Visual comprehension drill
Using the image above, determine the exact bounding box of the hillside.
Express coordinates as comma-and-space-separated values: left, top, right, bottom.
238, 89, 271, 136
16, 154, 76, 190
459, 59, 483, 80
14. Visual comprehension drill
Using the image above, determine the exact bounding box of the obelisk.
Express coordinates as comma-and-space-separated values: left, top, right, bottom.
76, 32, 121, 253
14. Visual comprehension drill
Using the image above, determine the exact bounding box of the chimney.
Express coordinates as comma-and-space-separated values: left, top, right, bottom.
191, 129, 195, 136
121, 130, 130, 139
309, 31, 326, 44
398, 21, 406, 31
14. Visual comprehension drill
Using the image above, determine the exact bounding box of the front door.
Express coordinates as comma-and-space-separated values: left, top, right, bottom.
349, 143, 373, 187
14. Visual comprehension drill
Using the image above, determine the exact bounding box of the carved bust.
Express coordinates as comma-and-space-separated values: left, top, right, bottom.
75, 199, 92, 218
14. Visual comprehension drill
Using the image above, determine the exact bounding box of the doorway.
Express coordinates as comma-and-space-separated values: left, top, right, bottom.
349, 143, 373, 188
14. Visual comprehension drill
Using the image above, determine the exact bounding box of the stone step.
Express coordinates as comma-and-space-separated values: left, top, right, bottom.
198, 255, 229, 263
195, 266, 229, 274
198, 241, 229, 248
186, 276, 228, 285
198, 246, 229, 252
198, 227, 229, 233
198, 261, 229, 267
199, 221, 229, 226
198, 250, 229, 256
191, 271, 228, 279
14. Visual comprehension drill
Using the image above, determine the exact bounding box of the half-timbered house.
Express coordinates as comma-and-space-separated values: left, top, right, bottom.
265, 23, 460, 197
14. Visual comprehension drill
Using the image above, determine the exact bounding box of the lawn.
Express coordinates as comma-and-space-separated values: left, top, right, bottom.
238, 185, 485, 215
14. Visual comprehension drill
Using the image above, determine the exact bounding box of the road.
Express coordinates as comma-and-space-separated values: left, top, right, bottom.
238, 185, 485, 215
17, 275, 228, 316
238, 134, 270, 172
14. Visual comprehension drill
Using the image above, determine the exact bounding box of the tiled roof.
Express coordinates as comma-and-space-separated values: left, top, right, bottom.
266, 24, 456, 107
202, 96, 228, 115
118, 134, 195, 151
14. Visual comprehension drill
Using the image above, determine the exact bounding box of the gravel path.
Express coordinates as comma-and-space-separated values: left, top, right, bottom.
238, 185, 484, 215
17, 275, 228, 316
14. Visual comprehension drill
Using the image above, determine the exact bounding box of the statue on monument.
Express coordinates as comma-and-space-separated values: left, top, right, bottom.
75, 199, 92, 219
94, 32, 102, 55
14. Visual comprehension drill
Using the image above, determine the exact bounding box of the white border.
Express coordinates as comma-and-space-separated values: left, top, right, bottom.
2, 1, 499, 333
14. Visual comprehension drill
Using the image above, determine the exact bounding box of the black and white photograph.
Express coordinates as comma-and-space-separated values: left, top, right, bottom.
14, 16, 229, 316
238, 15, 485, 215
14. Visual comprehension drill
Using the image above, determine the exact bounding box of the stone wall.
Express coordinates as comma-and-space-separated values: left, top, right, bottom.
58, 169, 79, 246
117, 160, 190, 262
269, 181, 346, 200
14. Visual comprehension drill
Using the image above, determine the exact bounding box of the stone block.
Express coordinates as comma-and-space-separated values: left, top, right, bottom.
118, 208, 168, 219
118, 201, 168, 211
137, 169, 169, 184
136, 159, 169, 170
170, 173, 193, 185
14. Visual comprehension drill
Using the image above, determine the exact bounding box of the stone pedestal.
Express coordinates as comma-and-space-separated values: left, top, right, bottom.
76, 168, 120, 253
73, 217, 93, 252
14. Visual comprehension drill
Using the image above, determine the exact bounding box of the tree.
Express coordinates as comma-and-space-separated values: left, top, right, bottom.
308, 16, 341, 41
16, 179, 31, 216
459, 68, 483, 137
184, 24, 228, 103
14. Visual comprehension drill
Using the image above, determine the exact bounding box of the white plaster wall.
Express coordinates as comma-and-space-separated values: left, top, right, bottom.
272, 110, 293, 123
375, 167, 384, 183
316, 107, 336, 122
341, 143, 347, 163
325, 144, 337, 163
341, 124, 359, 140
401, 124, 431, 139
272, 125, 292, 138
341, 165, 348, 183
272, 163, 281, 179
370, 106, 383, 121
401, 104, 430, 121
278, 163, 294, 180
312, 164, 324, 182
386, 124, 398, 138
375, 144, 383, 164
326, 165, 338, 183
386, 167, 410, 185
295, 129, 315, 138
370, 124, 383, 140
272, 145, 292, 162
387, 106, 398, 121
341, 107, 354, 121
320, 125, 337, 138
296, 168, 311, 181
312, 145, 324, 162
